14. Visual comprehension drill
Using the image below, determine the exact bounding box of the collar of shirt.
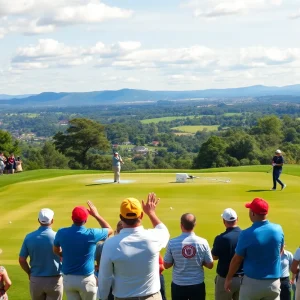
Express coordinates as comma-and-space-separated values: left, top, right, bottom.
71, 224, 85, 229
225, 227, 240, 232
120, 226, 144, 234
252, 220, 269, 228
180, 232, 195, 237
38, 226, 51, 232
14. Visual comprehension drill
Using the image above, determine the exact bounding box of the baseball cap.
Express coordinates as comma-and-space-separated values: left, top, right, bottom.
245, 198, 269, 215
114, 152, 118, 155
221, 208, 238, 222
72, 206, 89, 223
120, 198, 142, 219
275, 149, 282, 154
38, 208, 54, 225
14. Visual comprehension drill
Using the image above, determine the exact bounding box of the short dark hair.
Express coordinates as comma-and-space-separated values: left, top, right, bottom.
120, 215, 140, 226
181, 213, 196, 231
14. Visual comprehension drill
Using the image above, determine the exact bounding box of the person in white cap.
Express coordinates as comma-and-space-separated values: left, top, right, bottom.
112, 152, 124, 183
271, 149, 286, 191
19, 208, 63, 300
211, 208, 243, 300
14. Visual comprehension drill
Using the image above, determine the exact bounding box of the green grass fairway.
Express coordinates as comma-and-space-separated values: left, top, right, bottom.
223, 113, 242, 117
172, 125, 219, 133
1, 168, 300, 299
141, 116, 198, 124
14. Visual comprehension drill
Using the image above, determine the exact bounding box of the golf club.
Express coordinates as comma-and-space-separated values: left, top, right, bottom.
266, 167, 273, 173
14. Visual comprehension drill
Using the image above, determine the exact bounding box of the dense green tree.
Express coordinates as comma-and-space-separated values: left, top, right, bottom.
41, 142, 69, 169
0, 130, 19, 155
54, 118, 109, 168
193, 136, 228, 168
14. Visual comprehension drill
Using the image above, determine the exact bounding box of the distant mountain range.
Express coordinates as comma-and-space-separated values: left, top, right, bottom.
0, 94, 34, 100
1, 84, 300, 107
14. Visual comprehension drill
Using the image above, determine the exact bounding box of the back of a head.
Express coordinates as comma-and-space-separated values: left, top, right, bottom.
245, 198, 269, 222
181, 213, 196, 231
120, 198, 143, 227
38, 208, 54, 226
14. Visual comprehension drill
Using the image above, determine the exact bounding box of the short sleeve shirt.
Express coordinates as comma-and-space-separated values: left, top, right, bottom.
212, 227, 243, 277
294, 248, 300, 261
273, 156, 284, 171
281, 250, 293, 277
54, 225, 108, 275
236, 221, 284, 279
164, 232, 213, 286
19, 227, 62, 277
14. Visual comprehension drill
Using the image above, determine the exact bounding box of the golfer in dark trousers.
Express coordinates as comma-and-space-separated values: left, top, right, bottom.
280, 248, 293, 300
271, 149, 286, 191
212, 208, 243, 300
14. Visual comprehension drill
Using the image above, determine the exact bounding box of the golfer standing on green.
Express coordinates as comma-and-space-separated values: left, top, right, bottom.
112, 152, 124, 183
271, 149, 286, 191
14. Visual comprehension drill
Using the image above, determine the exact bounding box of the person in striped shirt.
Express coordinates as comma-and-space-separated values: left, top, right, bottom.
163, 213, 213, 300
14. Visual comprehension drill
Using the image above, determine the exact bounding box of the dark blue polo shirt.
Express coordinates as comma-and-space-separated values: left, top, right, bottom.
212, 227, 243, 278
236, 220, 284, 280
273, 156, 284, 171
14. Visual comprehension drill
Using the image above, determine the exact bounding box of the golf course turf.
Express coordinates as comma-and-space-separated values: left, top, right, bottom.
1, 166, 300, 299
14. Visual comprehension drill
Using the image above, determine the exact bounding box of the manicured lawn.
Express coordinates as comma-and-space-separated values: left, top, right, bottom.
172, 125, 219, 133
141, 116, 199, 124
223, 113, 243, 117
1, 167, 299, 299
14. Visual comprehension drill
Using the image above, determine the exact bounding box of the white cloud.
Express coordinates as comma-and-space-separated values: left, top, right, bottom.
183, 0, 282, 18
37, 2, 133, 26
0, 0, 133, 37
0, 26, 5, 38
289, 10, 300, 20
10, 40, 300, 90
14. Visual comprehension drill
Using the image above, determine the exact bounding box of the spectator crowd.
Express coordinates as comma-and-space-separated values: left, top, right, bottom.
0, 153, 22, 175
1, 194, 300, 300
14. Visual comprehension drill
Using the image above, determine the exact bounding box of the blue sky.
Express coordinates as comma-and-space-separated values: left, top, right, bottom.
1, 0, 300, 94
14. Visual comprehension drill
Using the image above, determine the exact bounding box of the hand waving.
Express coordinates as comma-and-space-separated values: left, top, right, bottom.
142, 193, 160, 215
87, 200, 100, 218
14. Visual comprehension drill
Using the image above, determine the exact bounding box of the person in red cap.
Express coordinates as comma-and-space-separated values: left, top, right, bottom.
53, 201, 113, 300
225, 198, 284, 300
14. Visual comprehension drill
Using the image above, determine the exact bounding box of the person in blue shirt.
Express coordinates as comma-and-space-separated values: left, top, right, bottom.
112, 152, 124, 183
19, 208, 63, 300
271, 149, 286, 191
225, 198, 284, 300
53, 201, 113, 300
280, 248, 293, 300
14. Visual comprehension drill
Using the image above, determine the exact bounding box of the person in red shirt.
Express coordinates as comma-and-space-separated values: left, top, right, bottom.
159, 254, 167, 300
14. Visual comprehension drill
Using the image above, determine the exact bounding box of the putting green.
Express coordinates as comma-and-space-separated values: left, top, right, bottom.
1, 171, 300, 299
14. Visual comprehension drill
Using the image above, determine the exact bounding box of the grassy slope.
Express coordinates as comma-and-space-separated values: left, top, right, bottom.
1, 167, 300, 299
171, 125, 219, 133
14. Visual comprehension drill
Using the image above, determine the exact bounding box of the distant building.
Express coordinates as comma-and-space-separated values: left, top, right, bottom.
132, 146, 149, 154
122, 141, 132, 145
58, 120, 69, 126
151, 141, 159, 146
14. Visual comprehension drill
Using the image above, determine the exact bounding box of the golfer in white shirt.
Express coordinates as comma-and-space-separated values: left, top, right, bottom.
98, 193, 170, 300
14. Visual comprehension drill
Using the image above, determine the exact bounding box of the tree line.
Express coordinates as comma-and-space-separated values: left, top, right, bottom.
1, 115, 300, 171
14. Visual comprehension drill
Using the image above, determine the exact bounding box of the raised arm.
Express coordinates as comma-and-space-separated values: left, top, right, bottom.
142, 193, 161, 227
87, 201, 113, 236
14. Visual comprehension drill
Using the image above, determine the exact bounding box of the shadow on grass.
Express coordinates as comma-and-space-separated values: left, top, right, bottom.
86, 183, 115, 187
247, 189, 273, 192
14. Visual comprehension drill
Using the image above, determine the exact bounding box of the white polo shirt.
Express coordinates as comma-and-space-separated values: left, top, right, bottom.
98, 223, 170, 299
